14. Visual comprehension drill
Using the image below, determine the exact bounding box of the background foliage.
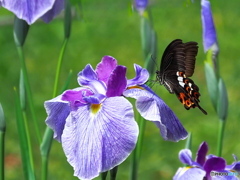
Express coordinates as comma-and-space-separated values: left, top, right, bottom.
0, 0, 239, 179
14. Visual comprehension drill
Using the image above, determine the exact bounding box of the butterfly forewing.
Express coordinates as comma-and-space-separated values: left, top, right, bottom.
156, 39, 207, 115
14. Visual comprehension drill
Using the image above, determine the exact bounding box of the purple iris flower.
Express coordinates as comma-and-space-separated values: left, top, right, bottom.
44, 56, 187, 179
174, 142, 240, 180
134, 0, 148, 13
0, 0, 64, 24
201, 0, 219, 53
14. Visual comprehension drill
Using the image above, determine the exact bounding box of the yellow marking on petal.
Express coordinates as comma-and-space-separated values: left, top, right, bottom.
91, 104, 102, 114
127, 85, 145, 90
184, 166, 191, 170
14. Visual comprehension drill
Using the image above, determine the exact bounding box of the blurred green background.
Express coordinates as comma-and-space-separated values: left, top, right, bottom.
0, 0, 240, 179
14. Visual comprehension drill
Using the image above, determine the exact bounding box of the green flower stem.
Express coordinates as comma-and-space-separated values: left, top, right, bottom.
40, 127, 53, 180
15, 88, 35, 180
23, 111, 35, 173
131, 114, 146, 180
16, 46, 41, 144
0, 131, 4, 180
40, 38, 69, 180
217, 119, 225, 157
101, 171, 108, 180
110, 166, 118, 180
0, 104, 6, 180
52, 38, 69, 97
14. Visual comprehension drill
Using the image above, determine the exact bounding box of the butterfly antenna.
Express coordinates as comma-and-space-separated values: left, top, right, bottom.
146, 79, 156, 88
198, 105, 207, 115
150, 55, 159, 69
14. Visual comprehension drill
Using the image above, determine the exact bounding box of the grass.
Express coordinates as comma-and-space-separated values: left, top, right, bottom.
0, 0, 240, 179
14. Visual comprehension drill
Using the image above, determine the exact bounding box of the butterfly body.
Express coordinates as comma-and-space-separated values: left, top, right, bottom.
156, 39, 207, 115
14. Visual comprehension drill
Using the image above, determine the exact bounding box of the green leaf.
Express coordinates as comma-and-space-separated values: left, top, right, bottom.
185, 132, 192, 150
14, 88, 35, 180
144, 31, 157, 75
41, 35, 70, 180
71, 0, 83, 20
0, 104, 6, 133
140, 16, 152, 59
141, 15, 157, 75
204, 62, 218, 111
64, 0, 72, 39
19, 70, 26, 110
60, 70, 73, 93
69, 0, 81, 5
217, 78, 228, 121
0, 103, 6, 180
13, 17, 29, 47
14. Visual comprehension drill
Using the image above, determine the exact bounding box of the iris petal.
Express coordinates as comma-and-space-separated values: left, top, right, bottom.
83, 93, 106, 104
226, 161, 240, 172
211, 173, 239, 180
123, 84, 188, 142
61, 88, 93, 106
45, 95, 70, 142
134, 0, 148, 11
127, 64, 149, 86
203, 157, 226, 176
61, 96, 138, 180
173, 167, 205, 180
95, 56, 118, 85
106, 66, 127, 97
196, 141, 208, 166
41, 0, 64, 23
78, 64, 106, 95
78, 64, 98, 86
201, 0, 218, 52
1, 0, 55, 24
179, 149, 196, 166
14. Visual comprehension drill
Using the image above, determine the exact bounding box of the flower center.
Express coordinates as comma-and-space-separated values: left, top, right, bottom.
90, 104, 102, 114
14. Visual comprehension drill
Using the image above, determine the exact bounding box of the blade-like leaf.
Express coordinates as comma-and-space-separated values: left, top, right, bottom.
14, 88, 35, 180
204, 62, 218, 111
217, 78, 228, 121
0, 103, 6, 180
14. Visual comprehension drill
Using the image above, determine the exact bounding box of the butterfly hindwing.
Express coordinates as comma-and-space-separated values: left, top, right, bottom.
156, 39, 207, 115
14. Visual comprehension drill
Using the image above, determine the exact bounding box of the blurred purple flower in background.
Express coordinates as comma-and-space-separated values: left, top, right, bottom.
134, 0, 148, 13
0, 0, 64, 24
174, 142, 240, 180
44, 56, 187, 179
201, 0, 218, 53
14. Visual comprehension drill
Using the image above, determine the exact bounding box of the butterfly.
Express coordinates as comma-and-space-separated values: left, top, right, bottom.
156, 39, 207, 115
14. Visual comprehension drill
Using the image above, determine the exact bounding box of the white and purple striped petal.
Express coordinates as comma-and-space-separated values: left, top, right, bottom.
1, 0, 64, 24
45, 87, 90, 142
123, 84, 188, 142
173, 167, 205, 180
45, 94, 70, 142
61, 96, 138, 180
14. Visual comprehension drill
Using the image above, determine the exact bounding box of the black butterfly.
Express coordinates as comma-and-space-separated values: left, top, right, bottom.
156, 39, 207, 115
